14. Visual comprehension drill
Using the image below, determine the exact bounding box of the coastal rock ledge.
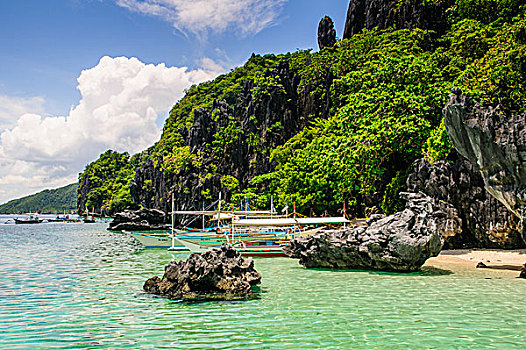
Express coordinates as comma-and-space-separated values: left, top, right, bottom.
144, 244, 261, 300
284, 192, 461, 272
108, 208, 169, 231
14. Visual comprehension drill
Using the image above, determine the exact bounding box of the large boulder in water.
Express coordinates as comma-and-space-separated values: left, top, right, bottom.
284, 192, 461, 272
108, 208, 169, 231
144, 244, 262, 300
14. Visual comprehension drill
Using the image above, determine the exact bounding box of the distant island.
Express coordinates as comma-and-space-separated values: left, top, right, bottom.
0, 183, 78, 214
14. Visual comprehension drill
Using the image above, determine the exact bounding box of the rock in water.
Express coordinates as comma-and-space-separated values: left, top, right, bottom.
519, 264, 526, 279
284, 192, 461, 272
143, 244, 262, 300
108, 208, 169, 231
318, 16, 337, 50
444, 92, 526, 224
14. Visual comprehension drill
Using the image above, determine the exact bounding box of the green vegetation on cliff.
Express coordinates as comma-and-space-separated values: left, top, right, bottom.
77, 150, 137, 214
79, 0, 526, 216
0, 183, 78, 214
268, 3, 526, 214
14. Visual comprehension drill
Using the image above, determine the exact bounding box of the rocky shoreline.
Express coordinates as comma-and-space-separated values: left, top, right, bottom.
284, 192, 460, 272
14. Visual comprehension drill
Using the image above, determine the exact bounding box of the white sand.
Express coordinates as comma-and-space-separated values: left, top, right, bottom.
424, 249, 526, 276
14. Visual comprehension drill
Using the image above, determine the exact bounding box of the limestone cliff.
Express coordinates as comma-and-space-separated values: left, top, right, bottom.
407, 156, 524, 249
343, 0, 453, 39
131, 58, 332, 213
443, 92, 526, 223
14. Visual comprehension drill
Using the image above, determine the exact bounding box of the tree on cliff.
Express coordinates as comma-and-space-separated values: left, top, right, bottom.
78, 150, 137, 215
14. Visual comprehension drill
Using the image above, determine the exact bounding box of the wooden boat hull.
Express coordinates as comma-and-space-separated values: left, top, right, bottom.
127, 226, 324, 253
14, 218, 43, 224
128, 231, 188, 250
173, 236, 288, 257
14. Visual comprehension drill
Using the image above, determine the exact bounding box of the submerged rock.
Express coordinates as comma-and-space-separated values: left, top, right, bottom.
143, 244, 261, 300
476, 262, 488, 268
108, 208, 169, 231
284, 192, 461, 272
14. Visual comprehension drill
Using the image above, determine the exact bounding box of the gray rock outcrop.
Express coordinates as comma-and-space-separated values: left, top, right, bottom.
143, 244, 261, 300
130, 58, 332, 214
318, 16, 337, 50
108, 208, 169, 231
284, 192, 460, 271
343, 0, 453, 39
407, 157, 523, 248
444, 92, 526, 236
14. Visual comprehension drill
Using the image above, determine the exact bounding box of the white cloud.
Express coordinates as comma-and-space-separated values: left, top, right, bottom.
0, 95, 45, 130
0, 56, 221, 204
115, 0, 287, 39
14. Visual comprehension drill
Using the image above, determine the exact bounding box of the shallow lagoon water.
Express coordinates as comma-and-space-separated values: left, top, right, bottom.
1, 220, 525, 349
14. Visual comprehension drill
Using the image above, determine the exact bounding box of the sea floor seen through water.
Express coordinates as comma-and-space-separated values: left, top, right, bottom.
0, 217, 525, 349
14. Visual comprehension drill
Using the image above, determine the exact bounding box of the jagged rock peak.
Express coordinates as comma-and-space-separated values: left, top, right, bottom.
443, 91, 526, 224
343, 0, 366, 39
318, 16, 337, 50
342, 0, 453, 39
143, 244, 261, 300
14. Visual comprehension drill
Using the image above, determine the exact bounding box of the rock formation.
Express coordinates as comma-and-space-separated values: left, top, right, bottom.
108, 208, 169, 231
284, 192, 460, 271
343, 0, 453, 39
444, 92, 526, 239
407, 156, 524, 248
144, 244, 261, 300
318, 16, 337, 50
131, 58, 333, 213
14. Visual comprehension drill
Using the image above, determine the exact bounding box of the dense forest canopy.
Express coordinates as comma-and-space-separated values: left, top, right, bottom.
77, 150, 137, 214
78, 0, 526, 216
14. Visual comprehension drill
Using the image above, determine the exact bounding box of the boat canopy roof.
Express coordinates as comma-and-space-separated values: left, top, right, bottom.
233, 216, 350, 227
211, 213, 239, 220
171, 210, 277, 216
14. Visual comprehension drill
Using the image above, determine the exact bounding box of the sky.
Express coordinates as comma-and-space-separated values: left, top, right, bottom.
0, 0, 349, 204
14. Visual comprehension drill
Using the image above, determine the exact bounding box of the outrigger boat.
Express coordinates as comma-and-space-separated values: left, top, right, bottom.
14, 213, 43, 224
128, 193, 351, 257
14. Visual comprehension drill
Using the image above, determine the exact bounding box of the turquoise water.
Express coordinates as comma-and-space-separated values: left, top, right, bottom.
1, 220, 525, 349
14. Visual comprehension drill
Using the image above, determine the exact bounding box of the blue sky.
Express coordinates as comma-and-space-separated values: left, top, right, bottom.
0, 0, 349, 204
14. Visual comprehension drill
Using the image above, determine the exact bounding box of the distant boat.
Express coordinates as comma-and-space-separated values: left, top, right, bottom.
14, 213, 43, 224
83, 206, 97, 223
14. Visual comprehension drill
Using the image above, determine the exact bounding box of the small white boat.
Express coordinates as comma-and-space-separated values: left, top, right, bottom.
127, 231, 188, 250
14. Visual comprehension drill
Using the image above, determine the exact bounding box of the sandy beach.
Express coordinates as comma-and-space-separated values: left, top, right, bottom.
425, 249, 526, 277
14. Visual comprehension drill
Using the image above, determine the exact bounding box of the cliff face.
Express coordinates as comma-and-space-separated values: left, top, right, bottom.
444, 92, 526, 223
407, 156, 524, 249
131, 59, 332, 212
343, 0, 453, 39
